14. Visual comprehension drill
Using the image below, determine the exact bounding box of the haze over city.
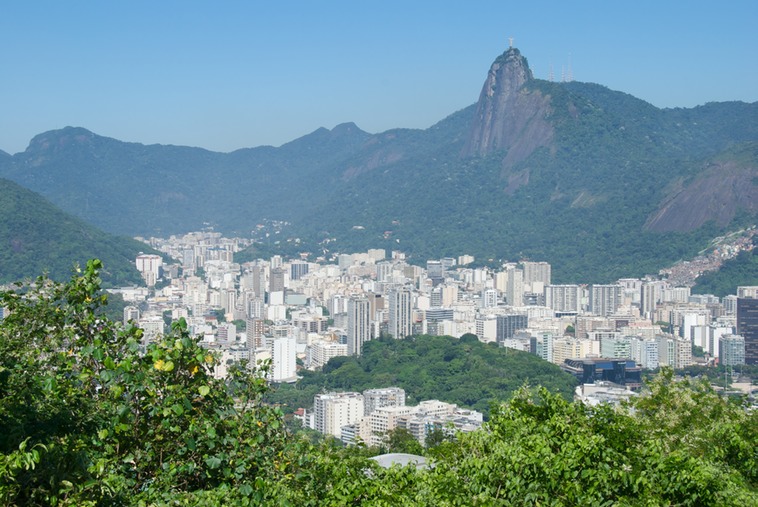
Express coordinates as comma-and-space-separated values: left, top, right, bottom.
2, 0, 757, 155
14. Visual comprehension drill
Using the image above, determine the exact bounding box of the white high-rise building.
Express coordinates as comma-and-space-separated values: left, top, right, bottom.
270, 336, 297, 383
217, 322, 236, 342
708, 323, 732, 357
534, 331, 554, 363
135, 254, 162, 287
505, 266, 524, 307
589, 284, 622, 317
736, 286, 758, 299
368, 405, 415, 447
631, 337, 660, 369
545, 285, 581, 313
246, 318, 264, 350
723, 295, 738, 315
681, 312, 708, 342
522, 261, 551, 291
476, 315, 498, 343
719, 334, 745, 366
388, 288, 413, 339
600, 335, 632, 359
640, 281, 664, 321
662, 287, 691, 304
246, 297, 265, 319
551, 337, 599, 365
308, 341, 348, 370
139, 313, 164, 343
313, 392, 365, 437
376, 261, 393, 282
363, 387, 406, 416
656, 334, 693, 369
347, 297, 371, 355
493, 271, 508, 293
481, 288, 498, 309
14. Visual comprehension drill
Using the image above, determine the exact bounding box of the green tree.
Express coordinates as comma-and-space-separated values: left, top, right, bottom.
0, 260, 290, 505
384, 428, 423, 455
418, 372, 758, 505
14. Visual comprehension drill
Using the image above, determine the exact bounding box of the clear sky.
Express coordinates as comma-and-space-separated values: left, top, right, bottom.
1, 1, 756, 155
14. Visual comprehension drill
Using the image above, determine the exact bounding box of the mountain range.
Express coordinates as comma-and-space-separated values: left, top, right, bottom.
1, 47, 756, 283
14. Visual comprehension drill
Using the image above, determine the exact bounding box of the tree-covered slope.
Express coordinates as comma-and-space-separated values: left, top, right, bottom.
0, 124, 372, 236
3, 47, 757, 283
0, 178, 147, 285
288, 78, 757, 282
267, 334, 577, 415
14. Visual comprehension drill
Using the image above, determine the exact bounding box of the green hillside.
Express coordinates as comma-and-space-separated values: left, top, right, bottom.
1, 48, 756, 283
0, 178, 148, 285
267, 334, 577, 416
294, 86, 753, 281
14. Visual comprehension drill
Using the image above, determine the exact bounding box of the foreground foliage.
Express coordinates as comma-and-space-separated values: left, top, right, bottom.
1, 262, 756, 505
0, 261, 289, 505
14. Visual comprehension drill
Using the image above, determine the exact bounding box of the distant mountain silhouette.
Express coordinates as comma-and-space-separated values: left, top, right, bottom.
1, 47, 756, 282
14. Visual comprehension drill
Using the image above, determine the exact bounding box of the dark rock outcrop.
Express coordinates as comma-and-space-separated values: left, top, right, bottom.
462, 48, 554, 170
645, 160, 758, 232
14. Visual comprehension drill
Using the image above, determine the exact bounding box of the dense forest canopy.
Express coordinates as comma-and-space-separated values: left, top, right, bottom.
266, 334, 577, 416
0, 179, 148, 285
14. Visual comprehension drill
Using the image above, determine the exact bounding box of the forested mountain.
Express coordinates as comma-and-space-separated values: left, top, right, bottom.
0, 178, 147, 285
267, 334, 577, 416
2, 47, 756, 282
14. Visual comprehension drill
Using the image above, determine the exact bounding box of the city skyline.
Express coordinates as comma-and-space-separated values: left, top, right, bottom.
2, 1, 757, 155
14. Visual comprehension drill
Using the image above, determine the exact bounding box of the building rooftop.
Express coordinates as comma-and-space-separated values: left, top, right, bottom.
370, 453, 429, 470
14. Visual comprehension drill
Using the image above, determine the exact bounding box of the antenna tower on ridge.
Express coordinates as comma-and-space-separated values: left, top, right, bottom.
548, 63, 554, 82
567, 53, 573, 82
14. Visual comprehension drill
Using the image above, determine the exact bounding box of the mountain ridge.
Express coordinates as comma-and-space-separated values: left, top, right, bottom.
1, 47, 756, 282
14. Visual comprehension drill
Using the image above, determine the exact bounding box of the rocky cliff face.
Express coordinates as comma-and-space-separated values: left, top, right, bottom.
645, 159, 758, 232
462, 48, 554, 170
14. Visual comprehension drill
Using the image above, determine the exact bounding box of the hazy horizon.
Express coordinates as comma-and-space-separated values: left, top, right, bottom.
2, 1, 757, 155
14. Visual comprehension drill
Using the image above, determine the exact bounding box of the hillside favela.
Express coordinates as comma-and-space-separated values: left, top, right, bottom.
2, 12, 758, 506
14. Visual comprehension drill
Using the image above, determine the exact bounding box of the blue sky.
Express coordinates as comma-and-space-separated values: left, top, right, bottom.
1, 1, 756, 155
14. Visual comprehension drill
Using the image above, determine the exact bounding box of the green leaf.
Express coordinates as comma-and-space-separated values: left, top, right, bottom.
198, 385, 210, 397
205, 456, 222, 469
